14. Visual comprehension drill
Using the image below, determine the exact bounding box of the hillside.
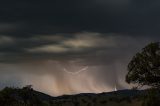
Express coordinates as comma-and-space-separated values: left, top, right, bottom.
0, 86, 159, 106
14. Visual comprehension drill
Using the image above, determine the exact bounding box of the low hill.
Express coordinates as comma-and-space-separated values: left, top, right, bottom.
0, 87, 159, 106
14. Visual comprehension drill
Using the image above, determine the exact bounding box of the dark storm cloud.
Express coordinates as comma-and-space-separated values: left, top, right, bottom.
0, 0, 160, 36
0, 32, 158, 63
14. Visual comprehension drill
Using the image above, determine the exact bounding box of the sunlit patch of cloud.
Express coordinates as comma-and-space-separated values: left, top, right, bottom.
0, 35, 14, 45
26, 32, 117, 53
28, 44, 69, 53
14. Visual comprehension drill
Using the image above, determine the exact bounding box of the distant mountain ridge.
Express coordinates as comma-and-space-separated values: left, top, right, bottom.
57, 89, 145, 97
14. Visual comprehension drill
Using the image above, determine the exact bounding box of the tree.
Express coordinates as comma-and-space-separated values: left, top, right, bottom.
22, 85, 33, 90
126, 42, 160, 88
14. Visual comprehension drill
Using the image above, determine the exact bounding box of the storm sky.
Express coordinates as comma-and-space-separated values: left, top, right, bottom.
0, 0, 160, 96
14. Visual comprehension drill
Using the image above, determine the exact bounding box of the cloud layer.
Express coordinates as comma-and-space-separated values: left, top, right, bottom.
0, 0, 160, 36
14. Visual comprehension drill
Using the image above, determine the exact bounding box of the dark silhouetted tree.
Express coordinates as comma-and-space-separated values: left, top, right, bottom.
23, 85, 33, 90
126, 42, 160, 88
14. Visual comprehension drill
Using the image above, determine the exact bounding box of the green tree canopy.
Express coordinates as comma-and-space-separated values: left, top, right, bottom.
126, 42, 160, 88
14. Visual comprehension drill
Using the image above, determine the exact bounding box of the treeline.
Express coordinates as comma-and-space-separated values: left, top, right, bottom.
0, 85, 51, 106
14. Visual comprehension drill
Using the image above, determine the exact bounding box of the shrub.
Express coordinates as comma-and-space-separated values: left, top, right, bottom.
142, 89, 160, 106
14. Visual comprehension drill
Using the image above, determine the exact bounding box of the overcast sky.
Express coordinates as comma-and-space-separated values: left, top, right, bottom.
0, 0, 159, 96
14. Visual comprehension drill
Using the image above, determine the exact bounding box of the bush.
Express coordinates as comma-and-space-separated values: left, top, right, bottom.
142, 89, 160, 106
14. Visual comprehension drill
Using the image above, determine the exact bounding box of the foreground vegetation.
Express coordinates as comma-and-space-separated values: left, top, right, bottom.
0, 86, 160, 106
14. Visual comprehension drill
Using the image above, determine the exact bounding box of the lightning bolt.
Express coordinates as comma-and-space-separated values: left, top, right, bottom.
63, 66, 89, 75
